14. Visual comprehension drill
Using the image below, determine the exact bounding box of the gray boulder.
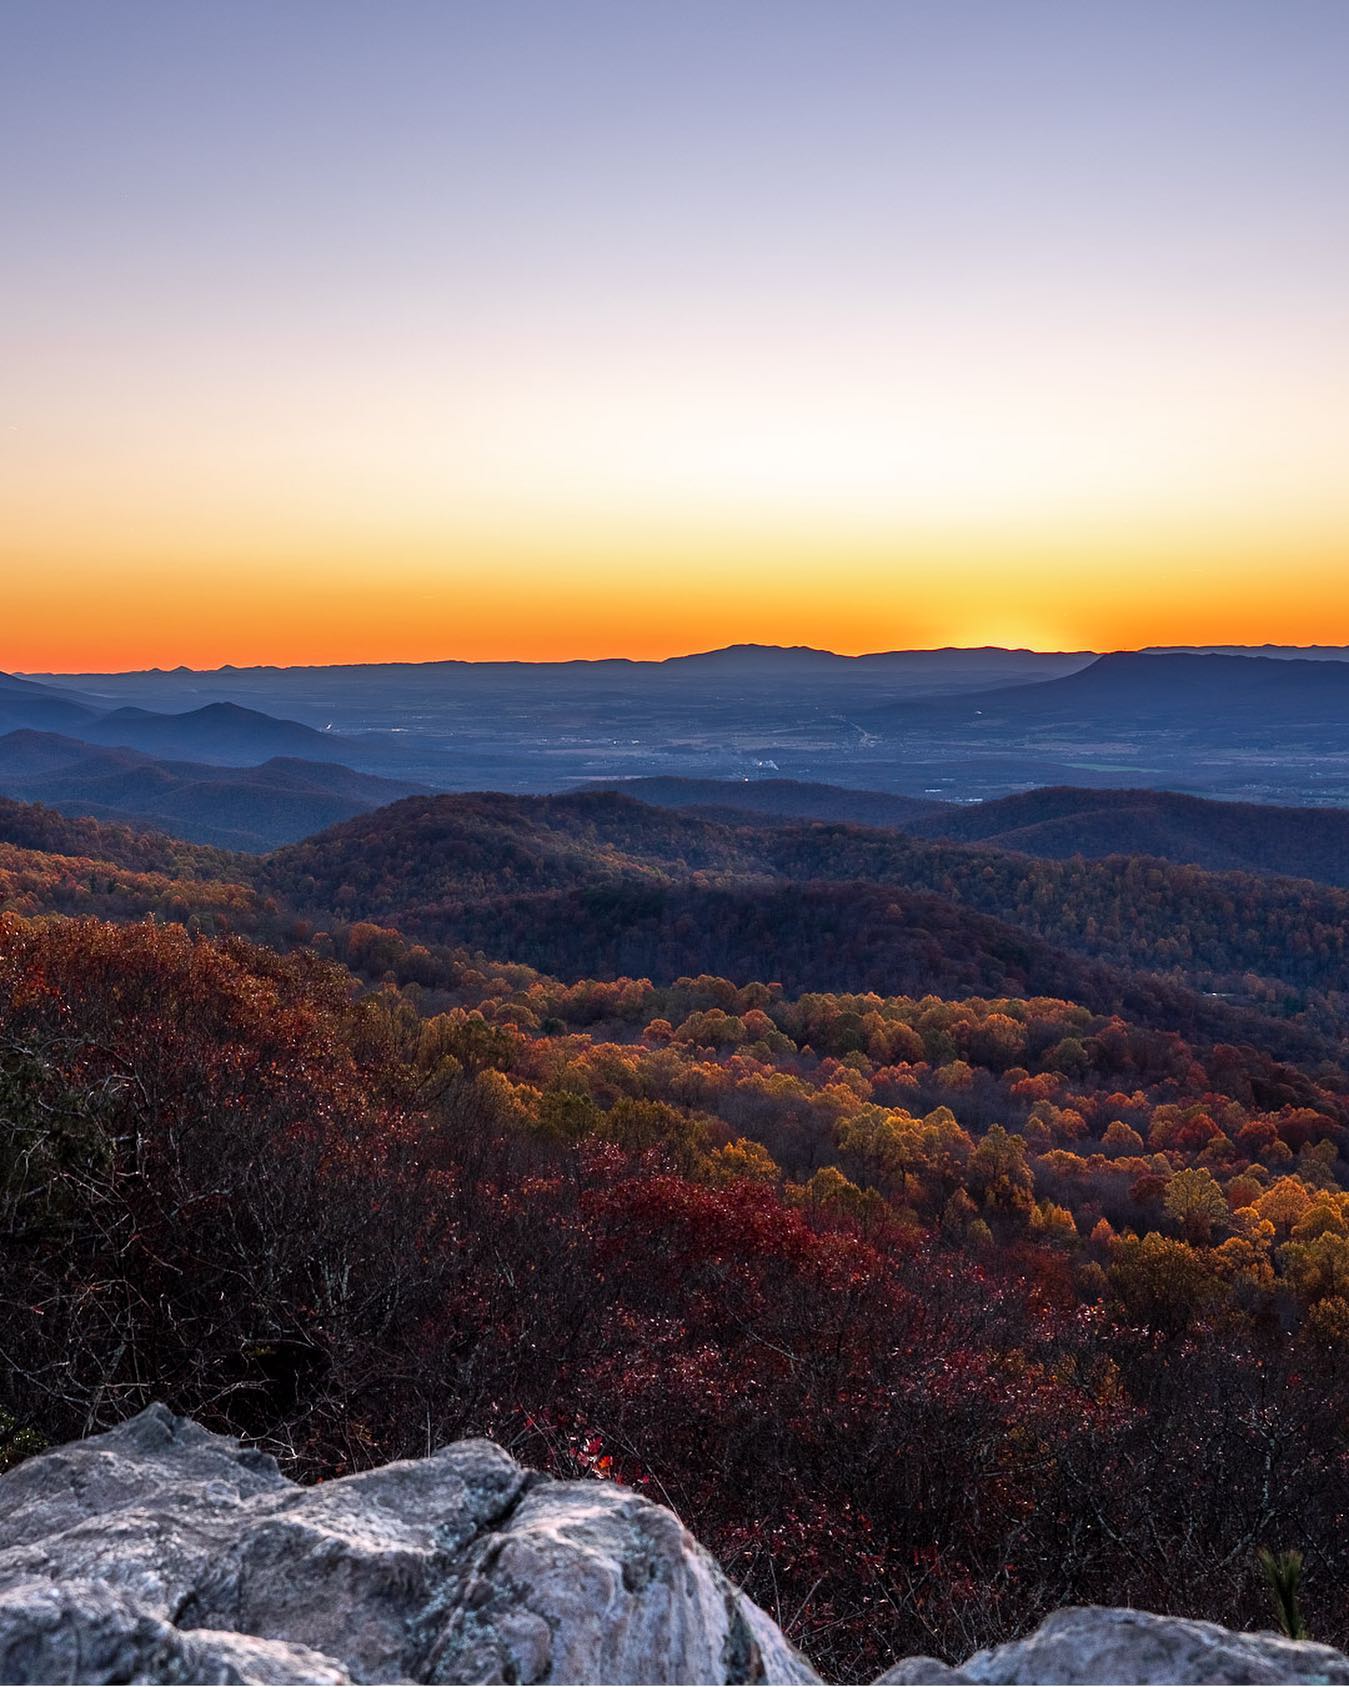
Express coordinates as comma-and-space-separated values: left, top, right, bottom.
0, 1404, 818, 1685
0, 1579, 352, 1684
873, 1658, 972, 1684
10, 1411, 1349, 1686
876, 1606, 1349, 1686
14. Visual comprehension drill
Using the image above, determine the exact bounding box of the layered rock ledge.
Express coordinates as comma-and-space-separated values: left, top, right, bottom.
1, 1407, 1346, 1686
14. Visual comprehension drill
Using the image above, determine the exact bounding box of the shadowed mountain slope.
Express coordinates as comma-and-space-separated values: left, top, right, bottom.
0, 672, 103, 736
584, 776, 946, 829
909, 785, 1349, 884
397, 872, 1321, 1054
262, 790, 1349, 1059
0, 731, 428, 850
876, 651, 1349, 729
583, 775, 1349, 888
80, 701, 350, 764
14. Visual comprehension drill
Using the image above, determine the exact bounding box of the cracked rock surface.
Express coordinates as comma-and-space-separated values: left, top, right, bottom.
0, 1405, 817, 1684
7, 1410, 1349, 1685
874, 1608, 1349, 1686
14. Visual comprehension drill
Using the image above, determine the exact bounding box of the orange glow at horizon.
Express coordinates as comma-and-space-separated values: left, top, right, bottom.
6, 520, 1349, 673
7, 277, 1349, 672
6, 4, 1348, 677
6, 325, 1349, 672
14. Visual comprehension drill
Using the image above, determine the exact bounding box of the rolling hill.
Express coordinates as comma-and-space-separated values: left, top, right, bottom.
80, 700, 351, 764
0, 793, 250, 878
0, 730, 428, 850
611, 774, 1349, 888
261, 789, 1349, 1059
0, 671, 104, 736
909, 785, 1349, 884
265, 789, 772, 907
599, 775, 1349, 888
584, 776, 947, 829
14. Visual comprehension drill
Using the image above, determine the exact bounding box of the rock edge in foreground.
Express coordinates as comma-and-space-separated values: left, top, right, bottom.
0, 1405, 814, 1685
3, 1407, 1349, 1685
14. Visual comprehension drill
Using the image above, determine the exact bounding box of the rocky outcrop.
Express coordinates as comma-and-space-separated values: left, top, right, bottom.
0, 1579, 353, 1685
0, 1405, 816, 1685
884, 1606, 1349, 1685
3, 1408, 1349, 1686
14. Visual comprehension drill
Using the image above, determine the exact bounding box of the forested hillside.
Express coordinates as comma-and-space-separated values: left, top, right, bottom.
622, 776, 1349, 887
595, 775, 946, 829
5, 788, 1349, 1674
264, 791, 1349, 1047
0, 795, 248, 878
910, 785, 1349, 884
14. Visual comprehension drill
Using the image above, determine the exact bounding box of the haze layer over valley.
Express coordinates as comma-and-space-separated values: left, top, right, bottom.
17, 643, 1349, 811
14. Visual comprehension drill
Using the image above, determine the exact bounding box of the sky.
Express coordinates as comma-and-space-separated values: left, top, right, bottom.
3, 0, 1348, 670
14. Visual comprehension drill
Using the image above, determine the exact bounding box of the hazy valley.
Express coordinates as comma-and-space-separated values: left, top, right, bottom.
15, 644, 1349, 806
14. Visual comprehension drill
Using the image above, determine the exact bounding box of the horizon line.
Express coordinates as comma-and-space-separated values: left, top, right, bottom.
19, 639, 1349, 682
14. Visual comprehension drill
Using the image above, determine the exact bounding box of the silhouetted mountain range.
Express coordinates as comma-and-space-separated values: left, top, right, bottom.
878, 651, 1349, 727
32, 643, 1095, 693
12, 649, 1349, 807
0, 671, 106, 735
645, 643, 1095, 686
1143, 644, 1349, 661
79, 701, 349, 763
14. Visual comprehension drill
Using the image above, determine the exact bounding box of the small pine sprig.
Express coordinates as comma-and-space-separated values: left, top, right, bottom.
1258, 1547, 1308, 1641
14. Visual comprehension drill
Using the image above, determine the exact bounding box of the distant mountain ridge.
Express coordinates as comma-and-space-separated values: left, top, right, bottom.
0, 729, 429, 850
14, 648, 1349, 808
0, 673, 360, 762
80, 700, 348, 763
878, 650, 1349, 726
0, 671, 107, 736
27, 642, 1096, 681
1144, 643, 1349, 661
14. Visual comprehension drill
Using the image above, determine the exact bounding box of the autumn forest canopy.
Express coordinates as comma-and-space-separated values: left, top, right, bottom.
6, 737, 1349, 1677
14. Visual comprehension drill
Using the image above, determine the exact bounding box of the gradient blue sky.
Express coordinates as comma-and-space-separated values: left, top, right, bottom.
4, 1, 1348, 666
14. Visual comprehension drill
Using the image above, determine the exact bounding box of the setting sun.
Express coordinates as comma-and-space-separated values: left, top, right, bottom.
3, 2, 1348, 670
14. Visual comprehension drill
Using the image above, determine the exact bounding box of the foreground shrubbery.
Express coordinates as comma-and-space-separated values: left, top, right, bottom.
4, 914, 1349, 1677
